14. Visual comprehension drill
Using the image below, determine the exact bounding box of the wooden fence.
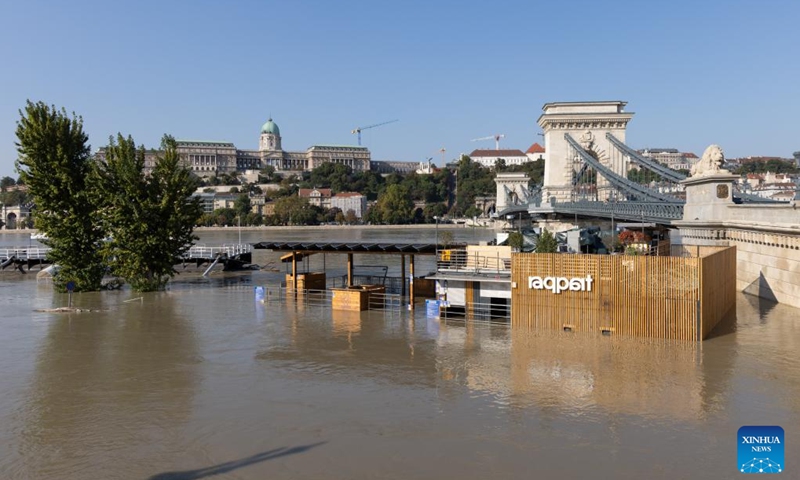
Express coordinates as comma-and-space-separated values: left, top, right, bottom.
510, 246, 736, 341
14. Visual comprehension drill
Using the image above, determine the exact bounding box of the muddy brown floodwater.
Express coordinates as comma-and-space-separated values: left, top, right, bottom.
1, 228, 799, 479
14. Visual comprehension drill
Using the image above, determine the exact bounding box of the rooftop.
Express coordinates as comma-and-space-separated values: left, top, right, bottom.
526, 143, 545, 154
309, 144, 368, 150
469, 149, 527, 157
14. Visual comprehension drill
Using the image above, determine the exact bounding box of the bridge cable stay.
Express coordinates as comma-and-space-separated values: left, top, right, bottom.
564, 133, 683, 204
606, 133, 784, 204
572, 161, 592, 186
605, 133, 687, 183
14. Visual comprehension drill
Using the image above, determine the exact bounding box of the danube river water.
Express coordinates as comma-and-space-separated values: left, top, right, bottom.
1, 227, 799, 479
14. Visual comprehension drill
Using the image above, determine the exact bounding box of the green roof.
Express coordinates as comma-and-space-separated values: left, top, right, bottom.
260, 118, 280, 135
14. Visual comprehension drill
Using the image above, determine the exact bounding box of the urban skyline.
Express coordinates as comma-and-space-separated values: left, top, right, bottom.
1, 0, 799, 177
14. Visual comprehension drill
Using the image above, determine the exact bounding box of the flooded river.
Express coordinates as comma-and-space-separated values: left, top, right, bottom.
1, 227, 799, 479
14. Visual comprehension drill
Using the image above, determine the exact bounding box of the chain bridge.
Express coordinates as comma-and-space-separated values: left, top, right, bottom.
496, 102, 789, 226
493, 101, 800, 310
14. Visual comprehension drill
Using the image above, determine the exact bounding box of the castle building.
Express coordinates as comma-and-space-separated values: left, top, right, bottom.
100, 118, 372, 177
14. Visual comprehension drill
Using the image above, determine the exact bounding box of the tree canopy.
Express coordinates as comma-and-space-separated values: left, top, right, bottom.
15, 101, 106, 291
535, 229, 558, 253
92, 134, 201, 291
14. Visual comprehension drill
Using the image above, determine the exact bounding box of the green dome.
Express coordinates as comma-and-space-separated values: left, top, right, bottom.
260, 118, 280, 136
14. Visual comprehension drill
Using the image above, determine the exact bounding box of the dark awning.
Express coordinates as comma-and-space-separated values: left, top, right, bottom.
252, 241, 463, 255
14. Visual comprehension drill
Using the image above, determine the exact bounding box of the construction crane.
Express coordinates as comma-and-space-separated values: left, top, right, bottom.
471, 134, 505, 150
351, 119, 398, 146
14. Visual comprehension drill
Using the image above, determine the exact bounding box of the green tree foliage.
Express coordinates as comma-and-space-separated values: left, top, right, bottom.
306, 163, 354, 193
273, 196, 319, 225
325, 207, 343, 223
453, 156, 495, 216
439, 230, 454, 248
15, 101, 106, 291
535, 229, 558, 253
0, 176, 15, 190
464, 206, 482, 218
376, 184, 415, 224
422, 202, 448, 223
258, 165, 277, 183
507, 231, 524, 250
0, 188, 29, 206
733, 158, 799, 175
93, 134, 201, 291
344, 209, 358, 225
234, 193, 251, 217
627, 167, 662, 184
350, 170, 385, 200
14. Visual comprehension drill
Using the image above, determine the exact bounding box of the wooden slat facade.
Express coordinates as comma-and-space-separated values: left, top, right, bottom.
510, 246, 736, 341
699, 246, 737, 339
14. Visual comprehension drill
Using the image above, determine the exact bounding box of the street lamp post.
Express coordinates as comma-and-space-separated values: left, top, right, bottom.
434, 215, 440, 264
641, 208, 645, 254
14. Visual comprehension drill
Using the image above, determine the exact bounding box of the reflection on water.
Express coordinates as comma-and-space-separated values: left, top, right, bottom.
1, 228, 799, 479
16, 292, 199, 479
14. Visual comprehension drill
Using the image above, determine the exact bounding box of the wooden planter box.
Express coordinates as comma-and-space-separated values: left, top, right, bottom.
285, 272, 327, 291
331, 284, 386, 311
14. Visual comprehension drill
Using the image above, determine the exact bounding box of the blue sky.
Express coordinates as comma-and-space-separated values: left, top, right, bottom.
1, 0, 799, 177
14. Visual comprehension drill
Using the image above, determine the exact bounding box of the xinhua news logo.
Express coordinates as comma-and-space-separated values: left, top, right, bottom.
738, 426, 784, 474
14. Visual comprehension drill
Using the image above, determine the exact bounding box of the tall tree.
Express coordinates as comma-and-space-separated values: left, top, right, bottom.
15, 101, 106, 291
234, 193, 251, 217
377, 184, 414, 224
0, 176, 15, 191
93, 134, 201, 291
536, 229, 558, 253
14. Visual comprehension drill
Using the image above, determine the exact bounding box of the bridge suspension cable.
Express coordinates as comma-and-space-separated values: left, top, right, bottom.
605, 133, 687, 183
606, 132, 784, 204
564, 133, 683, 204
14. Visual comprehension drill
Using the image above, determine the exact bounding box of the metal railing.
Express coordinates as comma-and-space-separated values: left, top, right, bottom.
2, 244, 252, 262
439, 301, 511, 323
260, 285, 402, 313
0, 247, 52, 261
555, 199, 685, 224
436, 250, 511, 275
185, 244, 251, 260
367, 292, 403, 312
261, 286, 334, 308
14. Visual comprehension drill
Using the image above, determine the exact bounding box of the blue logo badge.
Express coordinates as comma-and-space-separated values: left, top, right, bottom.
738, 426, 784, 474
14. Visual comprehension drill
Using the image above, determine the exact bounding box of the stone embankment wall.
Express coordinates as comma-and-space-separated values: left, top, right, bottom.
677, 222, 800, 308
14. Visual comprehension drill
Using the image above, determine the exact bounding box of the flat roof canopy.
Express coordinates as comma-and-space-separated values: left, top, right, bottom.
252, 241, 463, 255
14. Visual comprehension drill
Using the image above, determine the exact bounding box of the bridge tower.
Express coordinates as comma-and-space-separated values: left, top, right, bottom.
537, 101, 634, 203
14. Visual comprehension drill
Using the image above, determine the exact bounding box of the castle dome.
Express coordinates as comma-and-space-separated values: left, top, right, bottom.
260, 118, 280, 136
